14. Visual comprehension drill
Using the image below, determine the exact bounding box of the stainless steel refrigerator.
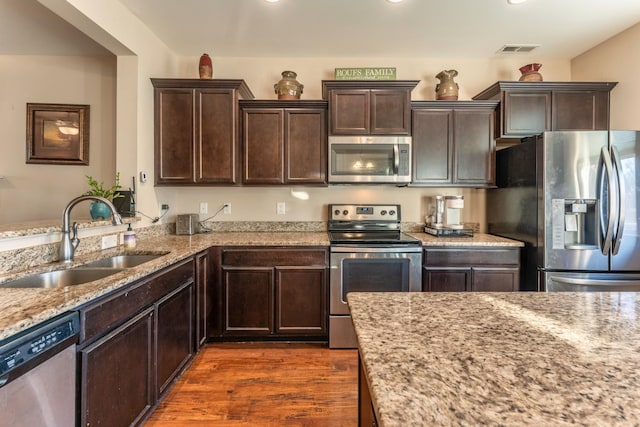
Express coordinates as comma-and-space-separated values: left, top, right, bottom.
487, 131, 640, 291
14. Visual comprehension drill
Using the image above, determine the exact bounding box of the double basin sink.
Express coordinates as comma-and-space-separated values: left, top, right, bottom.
0, 253, 166, 289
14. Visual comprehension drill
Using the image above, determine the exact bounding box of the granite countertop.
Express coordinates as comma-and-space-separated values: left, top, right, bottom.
348, 292, 640, 426
0, 231, 329, 341
0, 230, 521, 342
409, 232, 524, 247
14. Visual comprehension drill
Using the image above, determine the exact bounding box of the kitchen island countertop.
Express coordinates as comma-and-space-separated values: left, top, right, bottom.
348, 291, 640, 426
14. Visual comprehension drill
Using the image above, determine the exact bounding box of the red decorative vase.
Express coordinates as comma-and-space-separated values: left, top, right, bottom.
199, 54, 213, 79
519, 63, 542, 82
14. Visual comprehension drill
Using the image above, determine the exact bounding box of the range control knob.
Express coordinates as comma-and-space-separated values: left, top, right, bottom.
342, 210, 349, 216
389, 210, 396, 216
380, 210, 387, 216
334, 209, 341, 216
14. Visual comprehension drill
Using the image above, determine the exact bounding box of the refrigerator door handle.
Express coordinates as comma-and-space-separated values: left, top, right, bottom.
610, 145, 625, 255
598, 146, 615, 255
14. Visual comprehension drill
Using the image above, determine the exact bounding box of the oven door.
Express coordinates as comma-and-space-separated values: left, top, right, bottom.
330, 246, 422, 315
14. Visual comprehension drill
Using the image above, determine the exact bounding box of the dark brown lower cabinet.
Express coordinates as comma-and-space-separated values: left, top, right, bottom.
156, 281, 194, 398
358, 355, 378, 427
80, 308, 154, 427
195, 249, 211, 350
220, 248, 327, 339
77, 258, 195, 426
423, 247, 520, 292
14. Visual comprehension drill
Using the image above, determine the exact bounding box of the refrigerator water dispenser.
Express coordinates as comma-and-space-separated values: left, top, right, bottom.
561, 199, 597, 248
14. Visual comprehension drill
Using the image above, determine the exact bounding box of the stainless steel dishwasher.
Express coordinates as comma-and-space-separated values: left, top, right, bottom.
0, 311, 79, 426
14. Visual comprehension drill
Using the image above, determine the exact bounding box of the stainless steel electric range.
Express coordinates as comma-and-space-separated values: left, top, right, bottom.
328, 204, 422, 349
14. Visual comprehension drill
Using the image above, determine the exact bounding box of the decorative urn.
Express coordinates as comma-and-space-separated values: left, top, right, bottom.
435, 69, 459, 100
274, 71, 304, 100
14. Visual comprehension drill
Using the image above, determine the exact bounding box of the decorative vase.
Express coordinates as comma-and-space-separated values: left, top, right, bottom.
199, 54, 213, 79
274, 71, 303, 99
519, 63, 543, 82
90, 201, 112, 221
435, 69, 459, 100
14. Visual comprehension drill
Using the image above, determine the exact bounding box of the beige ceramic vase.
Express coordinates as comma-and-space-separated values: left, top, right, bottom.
435, 69, 459, 100
274, 71, 304, 99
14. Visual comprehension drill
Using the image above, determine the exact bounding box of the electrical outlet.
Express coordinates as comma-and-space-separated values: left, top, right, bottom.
159, 203, 169, 216
199, 202, 208, 214
277, 202, 286, 215
223, 203, 231, 214
101, 234, 118, 249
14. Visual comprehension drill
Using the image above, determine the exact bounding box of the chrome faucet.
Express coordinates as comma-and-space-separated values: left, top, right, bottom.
59, 195, 123, 262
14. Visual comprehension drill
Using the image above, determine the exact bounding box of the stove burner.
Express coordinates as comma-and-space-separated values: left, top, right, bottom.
328, 204, 420, 246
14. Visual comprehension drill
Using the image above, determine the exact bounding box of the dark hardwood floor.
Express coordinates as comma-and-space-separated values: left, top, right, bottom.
144, 343, 359, 426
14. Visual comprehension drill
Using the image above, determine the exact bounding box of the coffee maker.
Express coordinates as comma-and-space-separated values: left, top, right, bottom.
425, 195, 473, 237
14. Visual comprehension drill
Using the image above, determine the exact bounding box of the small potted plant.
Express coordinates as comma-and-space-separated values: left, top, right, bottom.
84, 172, 124, 220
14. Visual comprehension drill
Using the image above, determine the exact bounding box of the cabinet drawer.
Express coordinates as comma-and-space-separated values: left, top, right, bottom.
79, 259, 194, 343
222, 248, 327, 267
424, 248, 519, 267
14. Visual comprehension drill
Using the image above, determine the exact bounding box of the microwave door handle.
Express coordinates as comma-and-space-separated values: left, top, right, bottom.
611, 145, 625, 255
392, 144, 399, 175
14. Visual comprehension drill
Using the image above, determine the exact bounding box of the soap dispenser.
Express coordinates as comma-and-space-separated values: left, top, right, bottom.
123, 223, 136, 248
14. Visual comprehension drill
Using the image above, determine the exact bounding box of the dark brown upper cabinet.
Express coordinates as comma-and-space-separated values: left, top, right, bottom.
152, 79, 254, 186
322, 80, 419, 135
239, 100, 328, 186
411, 101, 498, 187
472, 81, 617, 138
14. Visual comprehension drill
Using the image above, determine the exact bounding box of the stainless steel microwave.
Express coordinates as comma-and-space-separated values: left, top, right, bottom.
328, 136, 412, 183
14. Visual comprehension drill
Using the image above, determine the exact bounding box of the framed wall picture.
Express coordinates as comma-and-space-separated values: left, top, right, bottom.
26, 103, 90, 165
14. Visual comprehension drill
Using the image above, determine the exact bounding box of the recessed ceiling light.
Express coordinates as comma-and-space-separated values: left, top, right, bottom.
265, 0, 280, 3
507, 0, 527, 4
387, 0, 404, 3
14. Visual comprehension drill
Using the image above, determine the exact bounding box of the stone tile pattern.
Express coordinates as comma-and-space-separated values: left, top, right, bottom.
0, 220, 520, 342
348, 292, 640, 426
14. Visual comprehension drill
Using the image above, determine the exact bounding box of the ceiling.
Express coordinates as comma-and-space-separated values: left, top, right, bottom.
2, 0, 640, 59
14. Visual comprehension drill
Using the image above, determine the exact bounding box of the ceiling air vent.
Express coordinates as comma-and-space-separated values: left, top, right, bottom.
497, 44, 540, 53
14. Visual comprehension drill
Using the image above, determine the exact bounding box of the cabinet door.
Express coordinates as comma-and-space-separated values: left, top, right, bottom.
275, 266, 327, 335
285, 109, 327, 183
243, 108, 284, 184
472, 267, 519, 292
330, 90, 370, 134
552, 90, 610, 131
422, 267, 470, 292
155, 88, 194, 184
453, 109, 495, 186
370, 89, 411, 135
411, 109, 452, 184
156, 281, 194, 399
80, 309, 154, 427
223, 267, 274, 335
359, 356, 378, 427
197, 89, 239, 184
503, 91, 551, 136
195, 251, 210, 349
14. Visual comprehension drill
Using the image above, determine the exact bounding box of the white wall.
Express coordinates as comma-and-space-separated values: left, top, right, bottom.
571, 22, 640, 130
0, 54, 117, 223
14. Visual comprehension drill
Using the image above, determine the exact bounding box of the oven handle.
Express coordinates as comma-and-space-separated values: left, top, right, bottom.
330, 245, 422, 254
